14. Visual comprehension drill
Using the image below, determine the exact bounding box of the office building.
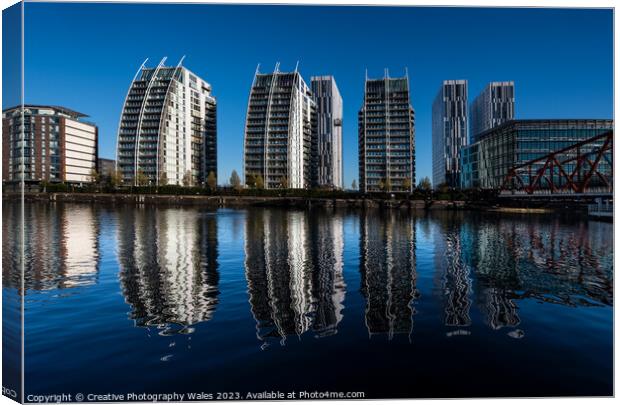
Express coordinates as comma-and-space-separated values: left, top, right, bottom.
470, 81, 515, 143
460, 119, 613, 189
2, 105, 98, 184
244, 65, 316, 189
116, 57, 217, 186
359, 71, 415, 193
311, 76, 343, 189
432, 80, 468, 188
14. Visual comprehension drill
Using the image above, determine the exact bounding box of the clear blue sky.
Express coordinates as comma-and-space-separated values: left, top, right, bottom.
6, 3, 614, 186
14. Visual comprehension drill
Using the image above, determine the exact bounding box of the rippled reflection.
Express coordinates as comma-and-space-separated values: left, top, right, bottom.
3, 203, 613, 342
434, 213, 472, 331
360, 210, 418, 340
117, 207, 219, 335
2, 203, 100, 292
244, 208, 346, 348
430, 212, 613, 334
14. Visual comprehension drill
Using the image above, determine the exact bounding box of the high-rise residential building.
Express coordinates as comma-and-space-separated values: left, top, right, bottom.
460, 119, 613, 189
359, 71, 415, 193
470, 81, 515, 143
432, 80, 468, 188
244, 64, 316, 189
116, 57, 217, 186
311, 76, 343, 189
2, 105, 98, 185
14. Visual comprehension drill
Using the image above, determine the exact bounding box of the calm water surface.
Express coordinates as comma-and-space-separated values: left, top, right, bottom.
2, 202, 613, 398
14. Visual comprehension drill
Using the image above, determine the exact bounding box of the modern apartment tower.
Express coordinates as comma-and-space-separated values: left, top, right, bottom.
2, 105, 98, 185
116, 57, 217, 186
432, 80, 468, 188
311, 76, 343, 189
359, 70, 415, 193
470, 81, 515, 143
244, 64, 316, 189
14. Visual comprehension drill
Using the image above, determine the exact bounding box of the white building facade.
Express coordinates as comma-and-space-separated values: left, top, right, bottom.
116, 57, 217, 186
244, 65, 316, 189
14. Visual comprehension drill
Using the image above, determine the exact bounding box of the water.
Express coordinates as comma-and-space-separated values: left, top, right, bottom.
2, 202, 613, 398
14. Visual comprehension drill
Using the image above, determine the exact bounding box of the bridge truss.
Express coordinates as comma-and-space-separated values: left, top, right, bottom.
499, 131, 613, 195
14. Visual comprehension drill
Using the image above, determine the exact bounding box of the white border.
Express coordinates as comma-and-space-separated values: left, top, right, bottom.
0, 1, 616, 405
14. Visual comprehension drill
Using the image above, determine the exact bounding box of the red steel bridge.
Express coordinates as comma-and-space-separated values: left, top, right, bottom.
499, 130, 613, 198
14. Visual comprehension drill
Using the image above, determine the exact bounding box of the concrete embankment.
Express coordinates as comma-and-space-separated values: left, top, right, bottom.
3, 192, 468, 211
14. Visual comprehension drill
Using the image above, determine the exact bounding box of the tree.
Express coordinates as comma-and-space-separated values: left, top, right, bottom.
230, 170, 242, 191
110, 169, 123, 188
279, 176, 288, 189
255, 175, 265, 190
378, 179, 385, 191
418, 176, 432, 191
89, 168, 100, 184
158, 171, 168, 186
384, 178, 392, 192
438, 182, 450, 194
207, 171, 217, 191
402, 177, 412, 191
136, 169, 149, 187
182, 170, 192, 187
351, 179, 357, 190
246, 173, 256, 189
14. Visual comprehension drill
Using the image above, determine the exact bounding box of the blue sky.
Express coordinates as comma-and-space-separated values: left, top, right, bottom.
6, 3, 613, 186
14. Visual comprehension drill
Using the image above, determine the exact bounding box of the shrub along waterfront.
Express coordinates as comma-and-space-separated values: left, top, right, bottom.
35, 181, 498, 203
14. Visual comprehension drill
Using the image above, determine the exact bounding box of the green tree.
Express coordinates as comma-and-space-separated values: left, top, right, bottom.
230, 170, 242, 191
246, 173, 256, 189
207, 171, 217, 191
158, 171, 168, 186
89, 168, 101, 184
418, 176, 432, 192
255, 175, 265, 190
136, 169, 149, 187
378, 179, 385, 191
182, 170, 192, 187
110, 169, 123, 188
351, 179, 357, 190
279, 176, 288, 189
402, 177, 412, 191
385, 178, 392, 192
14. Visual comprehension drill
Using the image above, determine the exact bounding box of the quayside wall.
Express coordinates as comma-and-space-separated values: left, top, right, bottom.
3, 192, 467, 210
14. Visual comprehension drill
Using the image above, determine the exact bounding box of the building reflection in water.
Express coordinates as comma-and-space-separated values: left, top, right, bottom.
117, 207, 219, 336
359, 210, 418, 340
244, 208, 346, 348
444, 214, 613, 337
2, 203, 100, 293
308, 212, 346, 338
433, 212, 472, 333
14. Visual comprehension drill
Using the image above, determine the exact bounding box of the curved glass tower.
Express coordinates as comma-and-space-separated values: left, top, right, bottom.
116, 57, 217, 186
243, 64, 316, 189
